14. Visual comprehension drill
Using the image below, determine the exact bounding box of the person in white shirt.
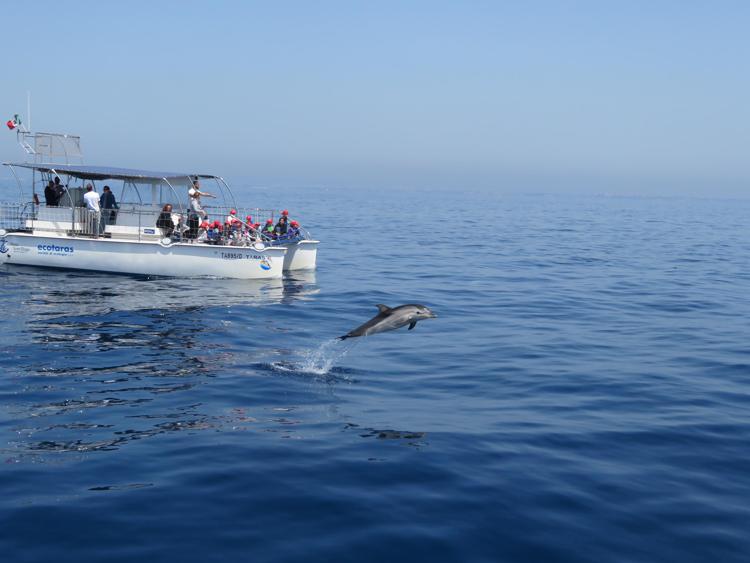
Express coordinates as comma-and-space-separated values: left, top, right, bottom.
83, 184, 100, 211
83, 184, 102, 237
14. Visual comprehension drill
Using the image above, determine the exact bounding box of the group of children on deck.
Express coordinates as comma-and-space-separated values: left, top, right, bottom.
157, 204, 302, 245
202, 209, 302, 244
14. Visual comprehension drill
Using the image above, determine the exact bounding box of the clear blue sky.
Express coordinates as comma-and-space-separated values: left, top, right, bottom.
1, 1, 748, 194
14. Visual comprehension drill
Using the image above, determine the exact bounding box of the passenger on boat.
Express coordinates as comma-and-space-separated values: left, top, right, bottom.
287, 220, 301, 239
44, 180, 57, 206
196, 220, 210, 241
223, 220, 236, 243
189, 179, 215, 200
274, 215, 288, 237
242, 216, 258, 240
84, 184, 100, 210
206, 220, 222, 244
84, 184, 102, 237
157, 204, 175, 237
187, 180, 214, 218
263, 219, 276, 239
185, 212, 201, 239
53, 176, 65, 203
188, 191, 206, 219
100, 185, 119, 224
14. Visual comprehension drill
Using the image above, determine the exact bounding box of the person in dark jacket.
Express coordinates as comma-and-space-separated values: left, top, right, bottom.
52, 176, 66, 205
44, 180, 57, 206
274, 215, 288, 237
100, 185, 119, 224
156, 204, 175, 237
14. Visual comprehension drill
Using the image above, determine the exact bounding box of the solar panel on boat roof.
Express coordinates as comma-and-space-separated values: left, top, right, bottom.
2, 162, 217, 182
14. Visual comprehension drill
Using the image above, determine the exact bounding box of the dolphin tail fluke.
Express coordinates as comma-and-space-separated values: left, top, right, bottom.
338, 334, 350, 341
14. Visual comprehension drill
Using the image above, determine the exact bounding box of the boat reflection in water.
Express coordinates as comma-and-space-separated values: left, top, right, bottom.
0, 267, 333, 462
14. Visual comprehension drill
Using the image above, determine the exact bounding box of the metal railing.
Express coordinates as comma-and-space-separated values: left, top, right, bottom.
0, 202, 35, 232
0, 201, 313, 246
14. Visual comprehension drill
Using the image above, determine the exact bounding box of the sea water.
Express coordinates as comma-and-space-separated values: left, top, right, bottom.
1, 185, 750, 562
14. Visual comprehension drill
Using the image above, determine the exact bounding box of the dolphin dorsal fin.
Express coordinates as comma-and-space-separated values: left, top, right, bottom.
375, 304, 391, 313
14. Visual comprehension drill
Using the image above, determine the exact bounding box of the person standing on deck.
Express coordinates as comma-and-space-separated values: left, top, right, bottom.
100, 185, 119, 225
52, 176, 66, 205
44, 180, 57, 206
83, 184, 102, 237
188, 178, 216, 218
186, 180, 213, 239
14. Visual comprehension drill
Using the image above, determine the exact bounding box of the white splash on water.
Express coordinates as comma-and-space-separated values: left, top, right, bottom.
271, 338, 357, 376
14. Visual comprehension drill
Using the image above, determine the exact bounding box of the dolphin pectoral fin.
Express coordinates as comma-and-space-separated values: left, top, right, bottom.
408, 321, 417, 330
375, 304, 391, 313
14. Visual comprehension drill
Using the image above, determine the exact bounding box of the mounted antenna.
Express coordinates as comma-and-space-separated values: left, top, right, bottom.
27, 91, 31, 132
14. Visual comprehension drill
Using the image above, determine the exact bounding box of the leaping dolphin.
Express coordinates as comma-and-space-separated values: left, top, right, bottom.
339, 304, 437, 340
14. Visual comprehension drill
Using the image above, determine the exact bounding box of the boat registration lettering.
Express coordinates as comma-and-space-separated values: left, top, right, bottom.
220, 252, 265, 260
37, 244, 74, 256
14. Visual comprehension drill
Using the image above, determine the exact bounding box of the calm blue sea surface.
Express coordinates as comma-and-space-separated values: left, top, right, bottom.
1, 184, 750, 562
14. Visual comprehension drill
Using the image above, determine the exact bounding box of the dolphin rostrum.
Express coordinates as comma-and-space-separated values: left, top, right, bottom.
339, 304, 437, 340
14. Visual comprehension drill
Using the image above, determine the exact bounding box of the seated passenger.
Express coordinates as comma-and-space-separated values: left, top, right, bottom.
274, 215, 288, 237
196, 220, 210, 241
206, 220, 222, 244
288, 220, 301, 239
263, 219, 276, 239
157, 204, 175, 237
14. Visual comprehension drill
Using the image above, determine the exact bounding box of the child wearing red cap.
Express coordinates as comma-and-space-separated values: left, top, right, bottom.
206, 220, 222, 244
288, 220, 301, 239
262, 219, 276, 239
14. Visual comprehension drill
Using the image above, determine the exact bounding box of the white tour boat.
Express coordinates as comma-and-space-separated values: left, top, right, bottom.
0, 128, 318, 279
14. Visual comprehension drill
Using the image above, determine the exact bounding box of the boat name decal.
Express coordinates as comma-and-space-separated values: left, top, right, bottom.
220, 252, 265, 261
260, 257, 272, 271
37, 244, 74, 256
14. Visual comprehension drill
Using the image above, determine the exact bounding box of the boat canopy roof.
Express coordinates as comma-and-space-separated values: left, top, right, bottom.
3, 162, 219, 183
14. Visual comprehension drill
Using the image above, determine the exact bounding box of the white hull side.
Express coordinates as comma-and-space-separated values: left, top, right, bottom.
0, 233, 286, 279
281, 240, 318, 271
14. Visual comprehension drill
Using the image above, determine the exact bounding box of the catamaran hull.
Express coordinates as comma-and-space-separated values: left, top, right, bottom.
281, 240, 318, 271
0, 233, 286, 279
